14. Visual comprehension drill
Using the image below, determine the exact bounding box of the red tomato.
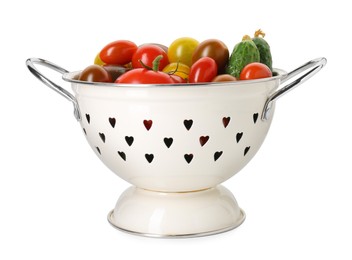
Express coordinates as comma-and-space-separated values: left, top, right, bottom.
115, 68, 174, 84
239, 62, 272, 80
169, 74, 187, 84
100, 40, 137, 65
188, 57, 217, 83
132, 45, 169, 70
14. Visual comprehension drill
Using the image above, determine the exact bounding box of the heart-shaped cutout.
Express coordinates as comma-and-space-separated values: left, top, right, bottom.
143, 120, 153, 130
125, 136, 134, 146
164, 137, 173, 148
184, 154, 193, 164
214, 151, 223, 161
96, 147, 101, 155
109, 117, 116, 128
99, 133, 106, 143
199, 136, 209, 146
236, 132, 243, 143
253, 113, 259, 124
223, 117, 230, 128
244, 146, 251, 156
118, 151, 126, 161
86, 114, 90, 124
145, 154, 154, 163
184, 119, 193, 130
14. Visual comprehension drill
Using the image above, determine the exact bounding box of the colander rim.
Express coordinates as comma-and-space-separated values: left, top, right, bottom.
62, 68, 287, 88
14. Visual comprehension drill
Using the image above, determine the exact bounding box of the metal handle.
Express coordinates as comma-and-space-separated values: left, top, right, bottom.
26, 58, 81, 121
262, 57, 327, 120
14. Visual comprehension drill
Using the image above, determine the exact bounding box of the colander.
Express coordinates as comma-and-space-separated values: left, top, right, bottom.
26, 57, 326, 238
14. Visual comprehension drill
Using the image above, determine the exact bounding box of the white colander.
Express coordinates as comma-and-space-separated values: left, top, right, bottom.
27, 57, 326, 238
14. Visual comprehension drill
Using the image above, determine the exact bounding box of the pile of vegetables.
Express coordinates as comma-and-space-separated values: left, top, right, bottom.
78, 29, 273, 85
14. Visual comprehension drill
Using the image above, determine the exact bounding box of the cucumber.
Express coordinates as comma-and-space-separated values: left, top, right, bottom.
226, 35, 260, 78
252, 29, 273, 71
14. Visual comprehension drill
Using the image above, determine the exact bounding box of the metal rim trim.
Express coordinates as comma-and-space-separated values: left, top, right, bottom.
107, 209, 246, 239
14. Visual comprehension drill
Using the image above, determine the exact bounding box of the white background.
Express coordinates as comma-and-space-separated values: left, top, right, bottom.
1, 0, 351, 259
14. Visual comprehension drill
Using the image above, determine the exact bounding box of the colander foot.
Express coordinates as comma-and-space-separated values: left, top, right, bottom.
107, 185, 245, 238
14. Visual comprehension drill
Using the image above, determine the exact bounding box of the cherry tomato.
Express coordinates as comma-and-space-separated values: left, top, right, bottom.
78, 65, 112, 83
139, 43, 168, 53
94, 53, 105, 66
103, 65, 129, 82
168, 37, 199, 67
169, 74, 187, 84
188, 57, 217, 83
212, 74, 237, 82
99, 40, 137, 65
132, 45, 169, 71
192, 39, 229, 74
239, 62, 272, 80
116, 68, 174, 84
162, 62, 190, 80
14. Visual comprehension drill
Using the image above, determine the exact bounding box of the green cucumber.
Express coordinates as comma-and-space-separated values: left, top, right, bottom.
252, 29, 273, 71
226, 35, 260, 78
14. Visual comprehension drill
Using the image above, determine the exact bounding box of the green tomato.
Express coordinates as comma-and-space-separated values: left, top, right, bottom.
168, 37, 199, 67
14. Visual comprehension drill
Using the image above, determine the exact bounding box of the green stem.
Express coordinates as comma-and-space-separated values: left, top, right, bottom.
138, 59, 153, 70
152, 55, 163, 71
138, 55, 164, 71
167, 61, 179, 75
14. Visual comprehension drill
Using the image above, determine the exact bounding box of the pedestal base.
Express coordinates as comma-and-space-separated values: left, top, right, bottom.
107, 185, 245, 238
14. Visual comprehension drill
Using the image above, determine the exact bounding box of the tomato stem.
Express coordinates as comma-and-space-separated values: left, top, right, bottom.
152, 55, 163, 71
138, 59, 153, 70
138, 55, 164, 71
167, 61, 179, 75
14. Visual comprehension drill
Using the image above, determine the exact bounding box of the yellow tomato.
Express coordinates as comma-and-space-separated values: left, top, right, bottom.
162, 62, 190, 80
94, 53, 105, 66
168, 37, 199, 67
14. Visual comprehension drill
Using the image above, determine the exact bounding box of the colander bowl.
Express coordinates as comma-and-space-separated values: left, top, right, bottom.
26, 57, 326, 238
